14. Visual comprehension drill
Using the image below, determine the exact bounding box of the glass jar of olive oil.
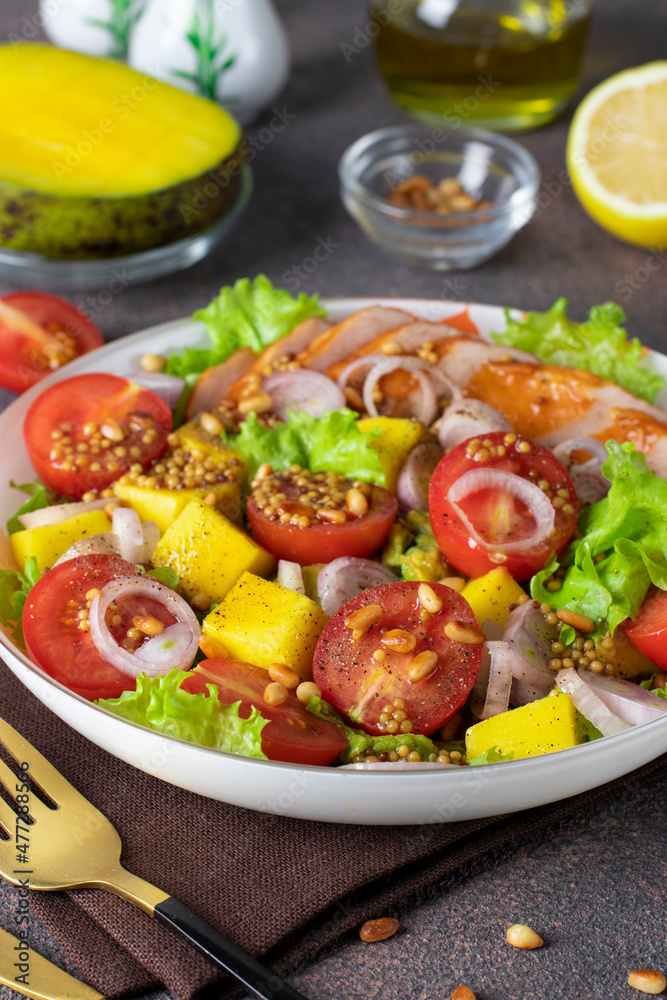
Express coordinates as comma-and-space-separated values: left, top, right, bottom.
370, 0, 593, 131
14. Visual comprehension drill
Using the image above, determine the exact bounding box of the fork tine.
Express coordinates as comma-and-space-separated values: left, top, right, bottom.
0, 716, 85, 808
0, 790, 18, 837
0, 755, 52, 821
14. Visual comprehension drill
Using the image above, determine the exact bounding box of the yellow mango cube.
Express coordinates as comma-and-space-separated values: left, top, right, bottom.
356, 417, 433, 493
113, 479, 242, 535
152, 499, 275, 605
10, 510, 111, 573
461, 568, 528, 630
203, 571, 329, 680
465, 691, 584, 760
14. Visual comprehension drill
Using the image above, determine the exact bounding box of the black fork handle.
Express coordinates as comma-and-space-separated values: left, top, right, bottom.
155, 897, 310, 1000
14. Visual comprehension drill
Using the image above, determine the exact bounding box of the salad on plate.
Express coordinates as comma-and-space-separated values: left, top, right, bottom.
1, 276, 666, 775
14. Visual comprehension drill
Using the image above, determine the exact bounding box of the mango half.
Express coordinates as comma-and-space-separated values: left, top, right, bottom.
0, 44, 244, 258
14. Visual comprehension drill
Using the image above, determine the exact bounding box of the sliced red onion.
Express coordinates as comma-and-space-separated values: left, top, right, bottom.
556, 668, 632, 736
480, 640, 514, 720
336, 353, 394, 390
553, 437, 610, 505
510, 677, 551, 707
124, 372, 185, 410
133, 623, 197, 670
317, 557, 397, 615
561, 669, 667, 727
396, 442, 443, 510
447, 469, 555, 554
481, 618, 503, 641
18, 497, 119, 531
89, 575, 200, 677
263, 370, 345, 420
53, 532, 120, 567
363, 360, 438, 424
470, 644, 491, 719
502, 601, 558, 691
112, 507, 145, 564
438, 399, 512, 451
278, 559, 306, 595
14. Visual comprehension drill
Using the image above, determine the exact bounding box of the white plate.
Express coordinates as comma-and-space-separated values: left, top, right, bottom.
1, 298, 666, 825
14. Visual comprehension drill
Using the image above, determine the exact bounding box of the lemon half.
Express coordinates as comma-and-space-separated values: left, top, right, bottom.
566, 61, 667, 248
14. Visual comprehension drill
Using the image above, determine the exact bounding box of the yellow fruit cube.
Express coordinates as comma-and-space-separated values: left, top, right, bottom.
461, 567, 528, 630
357, 417, 433, 493
10, 510, 111, 573
152, 499, 275, 605
465, 691, 583, 760
203, 571, 329, 680
113, 479, 242, 535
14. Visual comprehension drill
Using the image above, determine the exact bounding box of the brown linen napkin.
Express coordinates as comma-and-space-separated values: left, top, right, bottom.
1, 658, 665, 1000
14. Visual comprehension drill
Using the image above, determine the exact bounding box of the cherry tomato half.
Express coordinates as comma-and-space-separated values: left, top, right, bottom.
247, 473, 397, 566
313, 581, 483, 736
21, 554, 170, 701
624, 587, 667, 671
23, 373, 172, 499
428, 431, 578, 581
0, 292, 103, 393
182, 659, 349, 766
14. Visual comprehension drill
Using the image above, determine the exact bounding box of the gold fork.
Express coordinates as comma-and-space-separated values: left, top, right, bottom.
0, 926, 103, 1000
0, 717, 310, 1000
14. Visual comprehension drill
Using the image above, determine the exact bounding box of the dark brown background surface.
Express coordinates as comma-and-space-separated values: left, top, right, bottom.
0, 1, 666, 998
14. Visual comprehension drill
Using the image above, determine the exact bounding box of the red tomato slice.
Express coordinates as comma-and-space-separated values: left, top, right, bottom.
624, 587, 667, 671
23, 373, 172, 499
182, 658, 349, 766
21, 554, 171, 701
0, 292, 104, 394
428, 431, 578, 581
313, 581, 483, 736
247, 477, 397, 566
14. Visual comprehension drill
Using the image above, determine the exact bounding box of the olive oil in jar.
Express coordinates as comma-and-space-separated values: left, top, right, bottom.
370, 0, 592, 131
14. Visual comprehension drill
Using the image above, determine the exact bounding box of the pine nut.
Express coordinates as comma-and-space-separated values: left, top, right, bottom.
345, 604, 383, 632
268, 662, 300, 689
344, 386, 364, 411
132, 615, 165, 637
418, 583, 443, 614
191, 592, 211, 612
256, 463, 273, 479
346, 488, 369, 517
101, 418, 124, 442
451, 987, 477, 1000
203, 491, 218, 506
141, 352, 167, 372
627, 969, 667, 994
200, 411, 223, 435
359, 917, 399, 942
296, 681, 321, 703
316, 508, 347, 524
237, 392, 273, 415
557, 608, 594, 633
506, 924, 543, 949
381, 629, 417, 654
440, 576, 466, 592
263, 681, 288, 706
444, 620, 485, 644
409, 650, 438, 682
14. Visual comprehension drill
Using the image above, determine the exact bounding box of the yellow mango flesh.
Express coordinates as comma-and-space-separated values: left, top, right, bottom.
151, 499, 275, 605
461, 568, 528, 630
0, 44, 240, 196
113, 481, 242, 536
203, 571, 329, 680
10, 510, 111, 573
356, 417, 433, 493
465, 691, 583, 760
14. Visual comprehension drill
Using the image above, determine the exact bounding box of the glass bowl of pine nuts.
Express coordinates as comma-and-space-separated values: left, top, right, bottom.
339, 124, 539, 270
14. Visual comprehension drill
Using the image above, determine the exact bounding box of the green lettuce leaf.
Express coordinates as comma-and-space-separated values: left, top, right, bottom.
493, 298, 664, 402
640, 680, 667, 699
166, 275, 326, 379
531, 441, 667, 632
0, 556, 42, 647
97, 669, 268, 759
466, 746, 515, 766
7, 480, 49, 534
225, 409, 386, 485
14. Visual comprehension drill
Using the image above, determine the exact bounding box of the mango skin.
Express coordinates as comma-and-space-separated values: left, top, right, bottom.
10, 510, 111, 573
152, 499, 275, 605
357, 417, 434, 493
203, 571, 329, 680
461, 568, 529, 631
465, 691, 584, 760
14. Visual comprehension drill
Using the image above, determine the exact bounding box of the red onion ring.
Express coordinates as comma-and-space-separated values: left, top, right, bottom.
362, 360, 438, 423
317, 557, 397, 615
112, 507, 146, 564
263, 370, 346, 420
278, 559, 305, 595
89, 576, 200, 677
555, 668, 632, 736
54, 533, 120, 567
438, 399, 512, 451
18, 497, 119, 531
396, 442, 443, 510
558, 668, 667, 728
553, 437, 610, 505
446, 469, 555, 554
502, 600, 558, 691
480, 640, 514, 719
